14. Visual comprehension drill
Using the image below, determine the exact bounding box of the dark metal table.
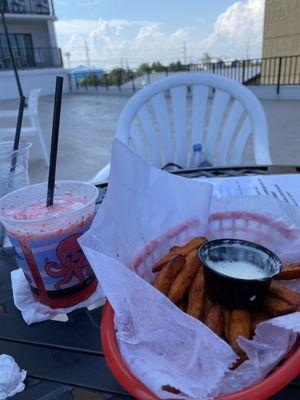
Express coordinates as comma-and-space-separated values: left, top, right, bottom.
0, 165, 299, 400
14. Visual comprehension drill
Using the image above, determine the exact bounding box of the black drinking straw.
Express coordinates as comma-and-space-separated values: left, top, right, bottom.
10, 95, 25, 172
47, 76, 64, 207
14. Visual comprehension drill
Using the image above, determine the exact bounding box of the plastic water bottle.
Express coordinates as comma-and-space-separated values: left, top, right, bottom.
190, 143, 204, 168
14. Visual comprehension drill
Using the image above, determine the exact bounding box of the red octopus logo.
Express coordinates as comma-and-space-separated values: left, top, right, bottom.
45, 233, 94, 290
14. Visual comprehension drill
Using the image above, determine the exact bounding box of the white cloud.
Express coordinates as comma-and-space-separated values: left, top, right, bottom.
132, 24, 187, 54
58, 18, 188, 68
202, 0, 264, 58
56, 0, 265, 70
55, 18, 140, 38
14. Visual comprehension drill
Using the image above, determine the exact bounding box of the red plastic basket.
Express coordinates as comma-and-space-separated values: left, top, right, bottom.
101, 212, 300, 400
102, 302, 300, 400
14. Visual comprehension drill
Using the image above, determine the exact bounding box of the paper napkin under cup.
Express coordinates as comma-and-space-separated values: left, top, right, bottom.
11, 268, 104, 325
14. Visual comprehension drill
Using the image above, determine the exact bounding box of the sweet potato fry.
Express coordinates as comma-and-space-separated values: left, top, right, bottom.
269, 281, 300, 307
177, 294, 189, 313
152, 237, 207, 273
170, 245, 180, 252
204, 304, 224, 337
187, 268, 205, 320
177, 301, 185, 312
263, 296, 297, 316
172, 236, 208, 257
168, 249, 202, 304
152, 252, 179, 273
250, 311, 270, 335
203, 294, 214, 320
153, 255, 185, 295
276, 263, 300, 280
162, 385, 180, 394
228, 309, 251, 356
223, 308, 231, 342
230, 354, 248, 370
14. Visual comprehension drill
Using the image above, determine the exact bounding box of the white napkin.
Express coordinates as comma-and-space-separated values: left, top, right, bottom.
0, 354, 26, 399
11, 268, 104, 325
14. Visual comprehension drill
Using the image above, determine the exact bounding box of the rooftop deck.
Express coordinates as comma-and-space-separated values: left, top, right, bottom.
0, 93, 299, 184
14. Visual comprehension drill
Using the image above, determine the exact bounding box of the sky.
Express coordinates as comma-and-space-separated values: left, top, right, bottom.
54, 0, 265, 70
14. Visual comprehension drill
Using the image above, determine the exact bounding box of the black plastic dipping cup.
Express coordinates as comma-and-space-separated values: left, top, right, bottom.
198, 239, 282, 309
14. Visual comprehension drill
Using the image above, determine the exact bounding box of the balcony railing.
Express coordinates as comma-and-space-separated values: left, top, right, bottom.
0, 0, 54, 15
0, 46, 63, 69
69, 55, 300, 94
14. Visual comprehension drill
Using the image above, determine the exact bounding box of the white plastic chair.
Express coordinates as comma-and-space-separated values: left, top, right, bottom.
0, 88, 49, 166
91, 73, 271, 184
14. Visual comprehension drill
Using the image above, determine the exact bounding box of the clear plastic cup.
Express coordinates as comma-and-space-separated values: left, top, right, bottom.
0, 180, 98, 308
0, 141, 31, 245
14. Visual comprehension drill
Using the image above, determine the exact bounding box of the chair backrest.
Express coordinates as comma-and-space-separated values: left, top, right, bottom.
28, 88, 41, 114
116, 73, 271, 168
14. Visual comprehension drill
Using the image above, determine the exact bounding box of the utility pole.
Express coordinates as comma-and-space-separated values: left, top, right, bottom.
84, 38, 91, 69
182, 40, 187, 65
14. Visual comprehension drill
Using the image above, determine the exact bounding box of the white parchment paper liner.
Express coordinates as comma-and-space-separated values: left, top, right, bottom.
81, 139, 300, 398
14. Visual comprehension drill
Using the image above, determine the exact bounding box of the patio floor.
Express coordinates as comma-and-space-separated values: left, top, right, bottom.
0, 93, 299, 184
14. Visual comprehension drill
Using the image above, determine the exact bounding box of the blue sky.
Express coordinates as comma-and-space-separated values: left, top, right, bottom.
54, 0, 265, 69
55, 0, 235, 30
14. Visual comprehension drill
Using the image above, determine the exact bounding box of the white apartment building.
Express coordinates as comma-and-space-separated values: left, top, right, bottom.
0, 0, 67, 99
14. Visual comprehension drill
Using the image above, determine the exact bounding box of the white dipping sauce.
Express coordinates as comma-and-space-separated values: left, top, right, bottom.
208, 260, 268, 280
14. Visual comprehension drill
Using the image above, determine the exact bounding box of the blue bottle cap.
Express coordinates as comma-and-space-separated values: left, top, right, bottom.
192, 143, 202, 151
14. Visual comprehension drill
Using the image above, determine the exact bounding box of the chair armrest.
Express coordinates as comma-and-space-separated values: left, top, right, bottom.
90, 164, 110, 185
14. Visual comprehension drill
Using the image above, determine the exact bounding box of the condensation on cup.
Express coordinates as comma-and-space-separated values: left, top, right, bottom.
0, 141, 31, 246
0, 180, 98, 308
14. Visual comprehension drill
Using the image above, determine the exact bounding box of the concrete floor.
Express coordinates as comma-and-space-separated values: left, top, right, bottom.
262, 100, 300, 165
0, 93, 128, 183
0, 93, 299, 184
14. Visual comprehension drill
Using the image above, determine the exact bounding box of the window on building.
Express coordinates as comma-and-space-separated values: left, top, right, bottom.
0, 1, 50, 14
0, 1, 9, 13
0, 33, 36, 68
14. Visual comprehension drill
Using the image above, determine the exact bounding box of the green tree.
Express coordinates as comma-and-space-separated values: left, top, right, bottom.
151, 61, 165, 72
78, 73, 102, 87
168, 60, 183, 72
106, 67, 126, 85
137, 62, 151, 74
79, 67, 128, 88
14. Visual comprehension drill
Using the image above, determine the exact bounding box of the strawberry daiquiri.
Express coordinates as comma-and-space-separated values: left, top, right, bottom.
0, 181, 98, 308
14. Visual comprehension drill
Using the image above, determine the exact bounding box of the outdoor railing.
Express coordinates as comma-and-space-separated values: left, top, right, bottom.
0, 0, 54, 15
69, 55, 300, 94
0, 46, 63, 69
